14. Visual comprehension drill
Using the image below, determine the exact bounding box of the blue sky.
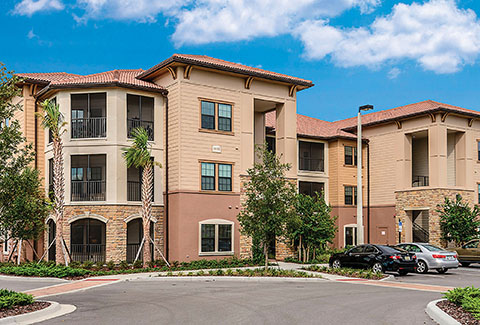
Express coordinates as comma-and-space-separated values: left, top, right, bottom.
1, 0, 480, 122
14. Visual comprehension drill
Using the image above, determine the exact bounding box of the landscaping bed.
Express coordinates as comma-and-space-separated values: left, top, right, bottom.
158, 268, 319, 278
440, 287, 480, 324
0, 289, 49, 319
0, 258, 258, 279
303, 265, 386, 280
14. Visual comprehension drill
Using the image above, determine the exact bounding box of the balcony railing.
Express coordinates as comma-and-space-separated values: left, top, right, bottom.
71, 244, 106, 263
299, 157, 324, 172
126, 243, 154, 263
71, 180, 106, 201
71, 117, 106, 139
412, 176, 429, 187
128, 181, 141, 202
127, 119, 154, 141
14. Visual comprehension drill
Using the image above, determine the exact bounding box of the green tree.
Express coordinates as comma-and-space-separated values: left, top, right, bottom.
0, 63, 50, 262
122, 127, 161, 266
238, 144, 297, 268
437, 195, 480, 246
37, 99, 67, 264
288, 192, 337, 262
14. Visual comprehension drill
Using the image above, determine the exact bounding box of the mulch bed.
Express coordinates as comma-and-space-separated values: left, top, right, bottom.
0, 301, 50, 319
437, 300, 480, 325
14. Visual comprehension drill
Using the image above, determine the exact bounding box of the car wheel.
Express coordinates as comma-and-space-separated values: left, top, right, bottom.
372, 262, 383, 273
416, 260, 428, 274
398, 270, 409, 276
332, 259, 342, 269
437, 268, 448, 274
461, 262, 471, 267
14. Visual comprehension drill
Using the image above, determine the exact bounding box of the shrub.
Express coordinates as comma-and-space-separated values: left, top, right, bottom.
119, 261, 129, 270
0, 289, 34, 309
81, 261, 95, 269
444, 286, 480, 320
106, 261, 115, 270
132, 260, 143, 269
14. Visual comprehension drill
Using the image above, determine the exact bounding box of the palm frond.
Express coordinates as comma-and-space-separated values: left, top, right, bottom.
122, 127, 161, 169
36, 99, 66, 140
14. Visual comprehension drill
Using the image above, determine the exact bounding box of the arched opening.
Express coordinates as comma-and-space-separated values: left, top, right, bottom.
126, 219, 154, 263
47, 219, 56, 262
71, 219, 106, 263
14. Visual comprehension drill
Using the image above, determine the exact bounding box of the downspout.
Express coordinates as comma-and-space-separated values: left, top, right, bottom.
34, 97, 38, 170
161, 91, 169, 261
367, 141, 370, 243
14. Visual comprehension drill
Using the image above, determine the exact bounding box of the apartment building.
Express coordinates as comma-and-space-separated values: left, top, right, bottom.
8, 54, 480, 263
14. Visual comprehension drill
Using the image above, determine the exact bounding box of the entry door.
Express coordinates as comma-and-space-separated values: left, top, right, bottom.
377, 227, 389, 245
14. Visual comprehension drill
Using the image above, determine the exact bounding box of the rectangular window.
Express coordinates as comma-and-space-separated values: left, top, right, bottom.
201, 162, 216, 191
345, 186, 358, 205
218, 164, 232, 191
478, 184, 480, 204
299, 181, 325, 198
477, 141, 480, 161
71, 155, 106, 201
71, 93, 107, 139
344, 146, 357, 166
200, 100, 233, 133
218, 104, 232, 131
200, 223, 233, 254
299, 141, 325, 172
266, 136, 276, 154
201, 101, 215, 130
200, 162, 233, 192
127, 94, 154, 141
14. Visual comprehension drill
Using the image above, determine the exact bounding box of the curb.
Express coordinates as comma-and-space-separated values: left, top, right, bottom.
425, 299, 460, 325
147, 276, 327, 282
0, 301, 76, 324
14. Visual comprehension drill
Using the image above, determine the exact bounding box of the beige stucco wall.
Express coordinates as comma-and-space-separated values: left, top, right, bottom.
44, 87, 165, 206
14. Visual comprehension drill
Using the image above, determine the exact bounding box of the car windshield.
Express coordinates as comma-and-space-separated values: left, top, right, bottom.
378, 245, 405, 253
422, 244, 444, 252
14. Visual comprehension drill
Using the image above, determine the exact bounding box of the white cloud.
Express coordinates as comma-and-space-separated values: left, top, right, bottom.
388, 67, 401, 79
296, 0, 480, 73
14, 0, 64, 16
27, 29, 37, 39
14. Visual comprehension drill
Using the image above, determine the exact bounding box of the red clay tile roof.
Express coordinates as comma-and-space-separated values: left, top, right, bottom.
336, 100, 480, 131
265, 111, 356, 140
137, 54, 313, 88
16, 72, 82, 84
35, 69, 166, 97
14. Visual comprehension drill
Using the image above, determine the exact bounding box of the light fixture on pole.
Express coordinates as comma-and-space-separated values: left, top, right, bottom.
357, 104, 373, 245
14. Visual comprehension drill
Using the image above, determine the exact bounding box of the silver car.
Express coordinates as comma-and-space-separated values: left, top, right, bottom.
396, 243, 459, 274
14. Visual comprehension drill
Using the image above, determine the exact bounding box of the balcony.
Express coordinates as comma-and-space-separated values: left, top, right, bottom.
71, 180, 106, 201
299, 157, 324, 172
71, 244, 106, 263
127, 119, 154, 141
127, 180, 154, 202
412, 176, 429, 187
71, 117, 106, 139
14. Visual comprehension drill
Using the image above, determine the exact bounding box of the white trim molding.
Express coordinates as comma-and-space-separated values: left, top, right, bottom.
68, 212, 108, 224
124, 214, 158, 224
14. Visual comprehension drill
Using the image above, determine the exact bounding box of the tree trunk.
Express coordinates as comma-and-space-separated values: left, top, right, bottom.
303, 243, 306, 263
17, 239, 22, 265
141, 164, 154, 267
313, 248, 316, 261
53, 139, 65, 265
298, 236, 302, 261
307, 246, 310, 263
264, 242, 268, 268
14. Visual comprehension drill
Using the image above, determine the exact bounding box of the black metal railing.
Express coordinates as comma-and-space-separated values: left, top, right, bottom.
126, 243, 155, 263
127, 181, 154, 202
412, 176, 429, 187
71, 117, 106, 139
413, 222, 429, 243
71, 180, 106, 201
299, 157, 324, 172
127, 119, 154, 141
71, 244, 106, 263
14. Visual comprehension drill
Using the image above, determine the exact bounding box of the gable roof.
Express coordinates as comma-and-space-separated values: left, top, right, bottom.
137, 54, 314, 88
35, 69, 166, 97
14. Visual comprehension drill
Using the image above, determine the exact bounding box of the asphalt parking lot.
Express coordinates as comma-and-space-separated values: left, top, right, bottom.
0, 275, 69, 292
40, 279, 438, 325
390, 264, 480, 287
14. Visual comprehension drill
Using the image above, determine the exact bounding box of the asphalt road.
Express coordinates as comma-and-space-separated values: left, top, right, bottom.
0, 275, 68, 292
41, 279, 438, 325
390, 264, 480, 287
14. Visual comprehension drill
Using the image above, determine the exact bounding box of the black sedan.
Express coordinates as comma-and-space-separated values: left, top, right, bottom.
329, 244, 417, 275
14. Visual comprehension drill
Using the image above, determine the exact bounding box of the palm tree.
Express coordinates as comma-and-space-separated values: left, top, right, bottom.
123, 127, 160, 266
37, 99, 67, 264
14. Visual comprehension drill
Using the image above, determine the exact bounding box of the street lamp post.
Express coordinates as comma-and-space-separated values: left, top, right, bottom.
357, 104, 373, 245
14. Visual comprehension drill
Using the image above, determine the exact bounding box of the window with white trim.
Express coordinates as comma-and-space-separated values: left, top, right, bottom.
199, 220, 233, 254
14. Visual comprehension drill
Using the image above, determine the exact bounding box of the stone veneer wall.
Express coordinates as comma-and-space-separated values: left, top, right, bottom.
395, 188, 474, 246
45, 205, 164, 263
239, 175, 295, 260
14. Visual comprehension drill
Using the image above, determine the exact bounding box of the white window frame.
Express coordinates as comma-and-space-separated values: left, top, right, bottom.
198, 219, 234, 256
344, 224, 357, 247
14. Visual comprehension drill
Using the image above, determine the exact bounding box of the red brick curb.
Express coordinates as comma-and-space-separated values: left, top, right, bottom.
25, 279, 119, 298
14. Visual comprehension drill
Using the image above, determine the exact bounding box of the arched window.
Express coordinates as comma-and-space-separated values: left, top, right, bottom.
126, 219, 154, 263
47, 219, 56, 262
71, 219, 106, 263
